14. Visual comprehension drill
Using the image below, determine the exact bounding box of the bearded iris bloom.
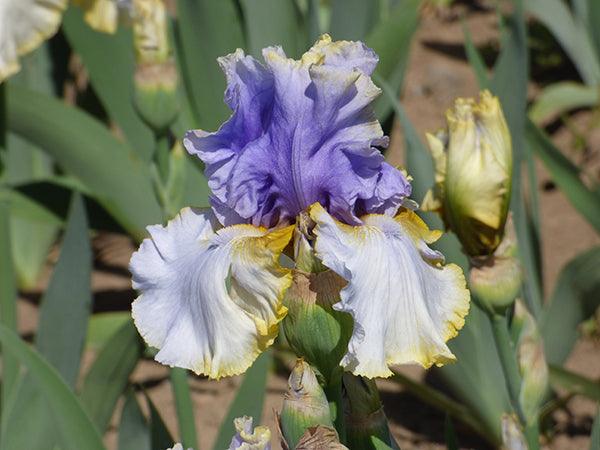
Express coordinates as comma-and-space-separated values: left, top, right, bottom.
130, 35, 470, 379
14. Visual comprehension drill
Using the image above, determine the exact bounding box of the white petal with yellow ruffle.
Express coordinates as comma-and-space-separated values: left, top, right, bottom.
310, 204, 470, 378
0, 0, 67, 81
130, 207, 293, 379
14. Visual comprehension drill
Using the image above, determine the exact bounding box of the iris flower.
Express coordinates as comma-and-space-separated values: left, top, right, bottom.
130, 35, 470, 379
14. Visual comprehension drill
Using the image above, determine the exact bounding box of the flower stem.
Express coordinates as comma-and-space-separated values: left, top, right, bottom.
170, 368, 198, 450
155, 133, 170, 182
489, 312, 539, 450
323, 375, 346, 445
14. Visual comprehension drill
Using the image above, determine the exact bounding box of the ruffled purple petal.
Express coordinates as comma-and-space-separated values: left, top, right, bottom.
184, 34, 411, 227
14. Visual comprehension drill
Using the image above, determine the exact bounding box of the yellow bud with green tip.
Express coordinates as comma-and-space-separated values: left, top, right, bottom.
131, 0, 179, 133
423, 90, 512, 257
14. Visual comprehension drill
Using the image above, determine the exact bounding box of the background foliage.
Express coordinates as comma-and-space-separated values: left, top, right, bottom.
0, 0, 599, 449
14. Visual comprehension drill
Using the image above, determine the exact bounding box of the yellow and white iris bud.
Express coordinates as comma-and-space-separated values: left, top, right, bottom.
131, 0, 179, 132
423, 90, 512, 258
131, 0, 168, 65
513, 300, 549, 423
279, 360, 334, 449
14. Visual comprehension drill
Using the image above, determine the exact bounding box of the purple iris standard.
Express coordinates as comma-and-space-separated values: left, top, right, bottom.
130, 35, 469, 380
183, 36, 411, 227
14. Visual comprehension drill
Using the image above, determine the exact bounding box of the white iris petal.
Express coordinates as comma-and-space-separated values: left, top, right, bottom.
130, 207, 292, 379
310, 204, 469, 378
0, 0, 67, 81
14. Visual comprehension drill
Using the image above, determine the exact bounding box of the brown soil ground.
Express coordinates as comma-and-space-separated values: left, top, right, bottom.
15, 2, 600, 450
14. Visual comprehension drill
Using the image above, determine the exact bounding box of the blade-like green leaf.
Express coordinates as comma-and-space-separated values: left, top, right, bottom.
444, 415, 460, 450
119, 389, 151, 450
13, 179, 126, 234
367, 0, 420, 120
548, 365, 600, 402
36, 193, 92, 384
589, 0, 600, 62
0, 201, 19, 412
85, 311, 131, 350
529, 82, 599, 124
3, 45, 59, 289
391, 370, 493, 442
329, 0, 380, 40
462, 22, 489, 88
80, 319, 143, 432
170, 368, 198, 450
1, 193, 92, 450
62, 6, 154, 160
6, 83, 163, 241
306, 0, 322, 42
592, 406, 600, 450
0, 325, 105, 450
0, 187, 62, 226
542, 247, 600, 364
175, 0, 245, 129
212, 351, 272, 449
146, 393, 175, 450
492, 0, 544, 317
526, 120, 600, 233
240, 0, 306, 59
525, 0, 600, 85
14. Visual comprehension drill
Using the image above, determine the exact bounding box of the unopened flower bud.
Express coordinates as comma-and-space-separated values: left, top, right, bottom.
133, 60, 179, 133
130, 0, 179, 132
281, 266, 351, 384
469, 216, 522, 313
513, 300, 549, 423
229, 416, 271, 450
423, 90, 512, 257
279, 360, 333, 449
132, 0, 169, 65
342, 374, 396, 449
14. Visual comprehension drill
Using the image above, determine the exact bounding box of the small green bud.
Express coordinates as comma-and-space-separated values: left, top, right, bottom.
342, 374, 396, 449
280, 360, 333, 449
514, 300, 549, 423
469, 216, 522, 313
423, 90, 512, 257
133, 60, 179, 133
